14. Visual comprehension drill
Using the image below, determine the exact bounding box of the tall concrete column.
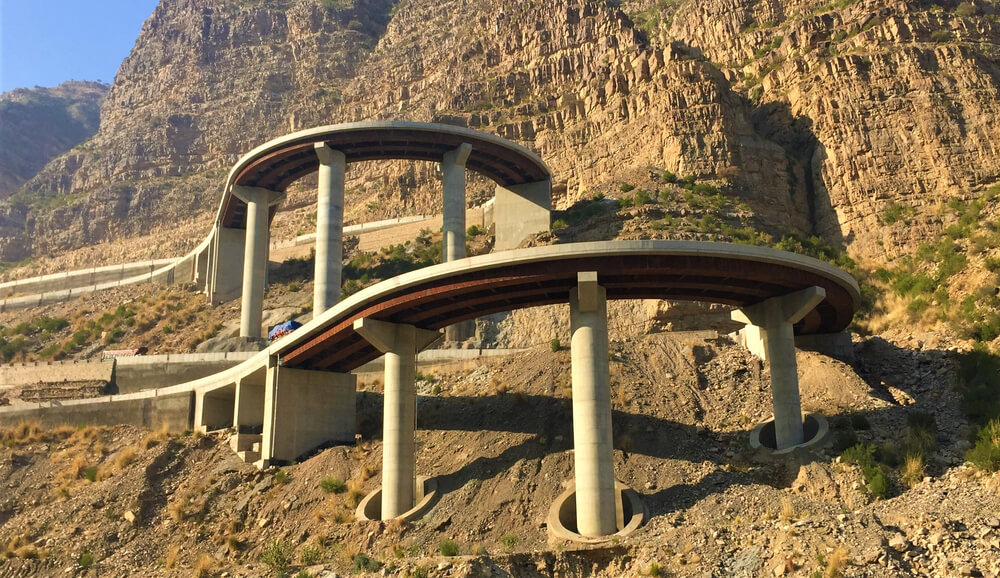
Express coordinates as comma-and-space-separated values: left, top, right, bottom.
234, 186, 283, 339
354, 318, 441, 519
314, 143, 346, 315
442, 143, 474, 342
569, 271, 617, 537
441, 143, 472, 262
732, 286, 826, 450
494, 179, 551, 250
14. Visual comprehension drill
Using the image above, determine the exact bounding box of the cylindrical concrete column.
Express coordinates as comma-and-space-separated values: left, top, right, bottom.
240, 189, 269, 339
381, 325, 417, 519
765, 320, 804, 449
441, 144, 471, 263
569, 283, 617, 538
314, 144, 346, 316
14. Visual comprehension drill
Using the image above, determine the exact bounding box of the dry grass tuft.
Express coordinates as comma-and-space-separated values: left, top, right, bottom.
164, 545, 180, 569
780, 496, 796, 522
168, 482, 208, 523
359, 464, 378, 482
902, 454, 925, 489
344, 480, 366, 508
824, 547, 849, 578
115, 446, 138, 470
192, 553, 214, 577
138, 422, 171, 450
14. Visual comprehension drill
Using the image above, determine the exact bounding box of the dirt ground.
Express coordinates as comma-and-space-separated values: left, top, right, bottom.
1, 332, 998, 577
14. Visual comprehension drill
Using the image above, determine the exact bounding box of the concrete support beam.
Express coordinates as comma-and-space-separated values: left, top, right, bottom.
234, 186, 283, 338
494, 179, 551, 250
353, 318, 442, 519
258, 356, 357, 468
314, 144, 347, 316
569, 271, 617, 537
209, 226, 246, 304
732, 286, 826, 450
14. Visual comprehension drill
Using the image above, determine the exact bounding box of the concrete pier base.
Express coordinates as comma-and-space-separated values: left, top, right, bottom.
569, 271, 617, 537
353, 318, 442, 519
313, 144, 346, 315
732, 286, 826, 450
257, 356, 356, 468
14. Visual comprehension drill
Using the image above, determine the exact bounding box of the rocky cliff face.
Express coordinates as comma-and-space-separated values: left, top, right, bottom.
3, 0, 999, 263
0, 81, 106, 198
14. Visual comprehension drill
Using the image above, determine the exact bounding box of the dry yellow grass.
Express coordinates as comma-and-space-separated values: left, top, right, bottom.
359, 464, 378, 482
138, 422, 171, 450
344, 480, 365, 508
780, 496, 796, 522
114, 446, 138, 469
192, 553, 214, 577
164, 545, 180, 569
824, 547, 849, 578
902, 454, 925, 489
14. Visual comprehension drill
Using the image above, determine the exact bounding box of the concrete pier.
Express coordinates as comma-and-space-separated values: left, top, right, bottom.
569, 272, 617, 537
494, 180, 552, 251
442, 144, 473, 343
732, 286, 826, 450
354, 318, 441, 519
441, 143, 472, 263
234, 186, 283, 338
314, 143, 346, 315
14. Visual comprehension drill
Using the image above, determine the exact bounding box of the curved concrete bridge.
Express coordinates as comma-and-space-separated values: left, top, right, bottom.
187, 239, 858, 537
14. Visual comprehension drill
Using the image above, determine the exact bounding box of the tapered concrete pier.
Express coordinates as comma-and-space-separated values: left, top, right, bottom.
569, 271, 617, 537
732, 286, 826, 449
314, 143, 346, 315
442, 143, 474, 342
354, 318, 441, 519
235, 186, 283, 339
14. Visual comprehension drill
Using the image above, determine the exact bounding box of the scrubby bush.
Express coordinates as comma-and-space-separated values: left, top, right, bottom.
550, 338, 561, 352
439, 539, 459, 556
261, 541, 292, 575
353, 553, 380, 572
967, 418, 1000, 471
320, 476, 345, 494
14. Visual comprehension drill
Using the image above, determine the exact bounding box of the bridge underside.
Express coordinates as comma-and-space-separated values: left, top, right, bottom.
282, 252, 856, 372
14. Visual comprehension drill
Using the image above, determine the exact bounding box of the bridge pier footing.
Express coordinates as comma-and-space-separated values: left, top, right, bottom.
353, 318, 442, 519
569, 272, 618, 538
732, 286, 826, 450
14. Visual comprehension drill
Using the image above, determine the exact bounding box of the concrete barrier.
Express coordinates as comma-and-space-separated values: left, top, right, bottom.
114, 352, 257, 393
0, 360, 114, 387
0, 390, 194, 432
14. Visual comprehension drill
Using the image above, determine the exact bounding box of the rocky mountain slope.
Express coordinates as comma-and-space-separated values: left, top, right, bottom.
2, 0, 996, 265
0, 81, 106, 197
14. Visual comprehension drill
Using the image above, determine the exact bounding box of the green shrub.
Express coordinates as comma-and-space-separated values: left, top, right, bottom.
300, 543, 322, 565
841, 443, 891, 498
619, 183, 635, 193
273, 469, 289, 485
552, 219, 568, 230
832, 428, 858, 453
439, 539, 459, 557
930, 29, 951, 42
84, 466, 98, 482
261, 541, 293, 575
500, 533, 518, 551
78, 552, 94, 568
320, 477, 346, 494
550, 338, 561, 352
466, 225, 480, 237
353, 553, 380, 572
966, 418, 1000, 471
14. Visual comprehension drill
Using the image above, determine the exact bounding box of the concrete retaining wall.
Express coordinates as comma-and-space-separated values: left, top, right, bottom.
0, 390, 193, 431
0, 260, 175, 298
115, 352, 256, 393
0, 360, 115, 387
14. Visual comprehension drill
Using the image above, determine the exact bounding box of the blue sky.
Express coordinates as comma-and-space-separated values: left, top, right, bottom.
0, 0, 161, 92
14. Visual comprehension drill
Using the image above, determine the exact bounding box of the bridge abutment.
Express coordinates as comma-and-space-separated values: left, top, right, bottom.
314, 144, 346, 316
569, 272, 618, 537
353, 318, 442, 519
732, 286, 826, 450
258, 356, 356, 468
